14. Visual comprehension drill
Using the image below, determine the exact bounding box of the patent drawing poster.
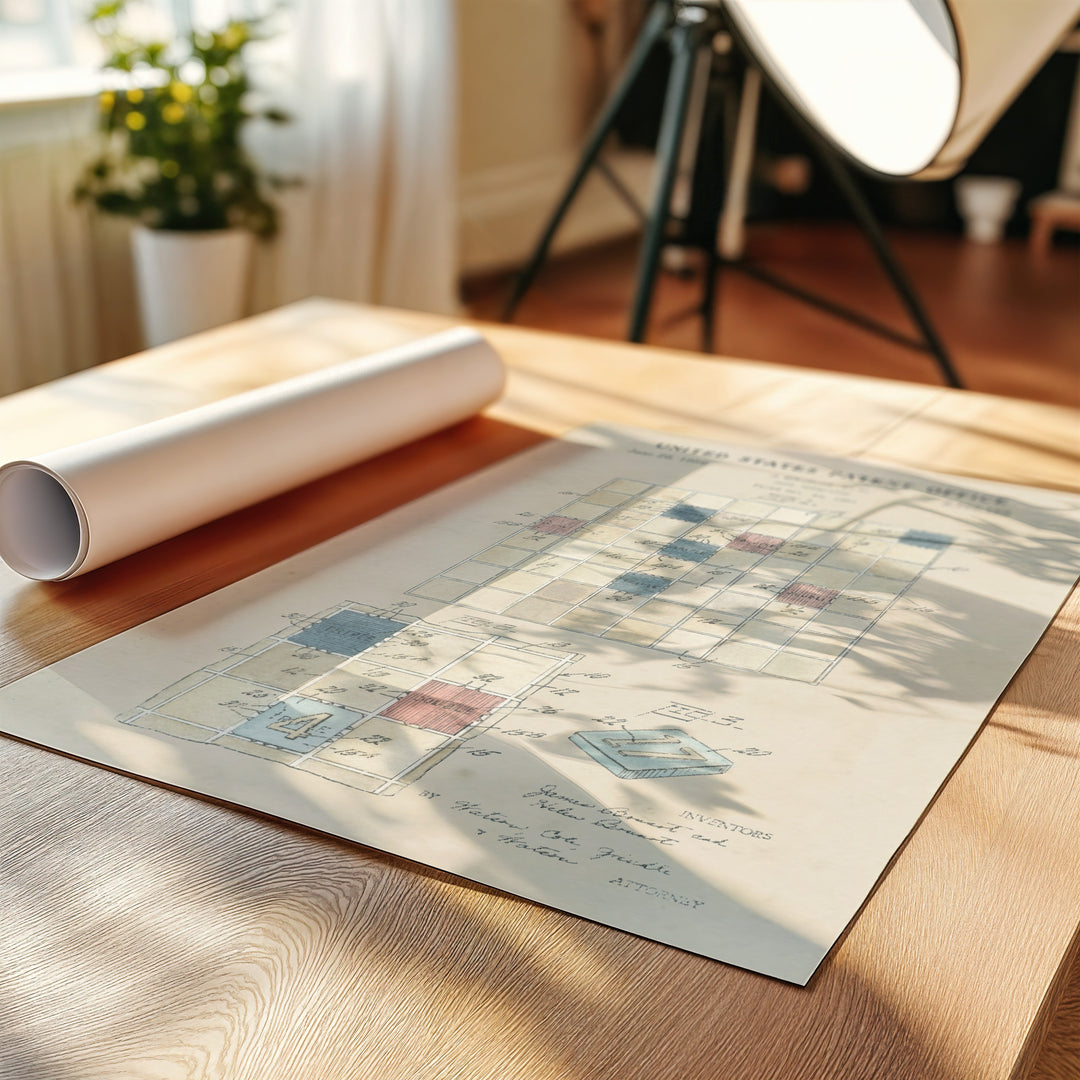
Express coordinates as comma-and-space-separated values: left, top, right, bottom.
2, 428, 1078, 985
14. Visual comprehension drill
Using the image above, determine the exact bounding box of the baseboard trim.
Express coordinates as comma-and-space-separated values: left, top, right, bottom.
458, 148, 655, 276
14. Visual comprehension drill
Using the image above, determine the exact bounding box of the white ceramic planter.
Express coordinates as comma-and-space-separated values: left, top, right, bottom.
131, 225, 254, 347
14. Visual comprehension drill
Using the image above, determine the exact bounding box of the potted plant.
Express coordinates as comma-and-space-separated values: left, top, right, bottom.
75, 0, 289, 347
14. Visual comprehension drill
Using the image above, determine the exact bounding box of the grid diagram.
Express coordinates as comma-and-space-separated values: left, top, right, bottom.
408, 479, 952, 684
119, 603, 577, 795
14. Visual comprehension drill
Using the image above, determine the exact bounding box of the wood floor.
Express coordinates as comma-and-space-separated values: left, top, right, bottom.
465, 222, 1080, 409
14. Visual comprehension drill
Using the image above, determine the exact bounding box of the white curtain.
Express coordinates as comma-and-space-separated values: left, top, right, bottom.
251, 0, 461, 317
0, 99, 119, 397
0, 0, 460, 396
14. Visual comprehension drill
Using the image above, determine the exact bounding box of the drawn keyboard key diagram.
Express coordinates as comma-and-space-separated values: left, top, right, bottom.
120, 603, 578, 795
408, 479, 952, 683
570, 728, 734, 779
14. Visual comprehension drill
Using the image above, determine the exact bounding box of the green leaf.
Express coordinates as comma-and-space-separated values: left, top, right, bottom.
76, 3, 296, 237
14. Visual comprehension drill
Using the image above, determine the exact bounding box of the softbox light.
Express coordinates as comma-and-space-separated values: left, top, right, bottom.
724, 0, 1080, 179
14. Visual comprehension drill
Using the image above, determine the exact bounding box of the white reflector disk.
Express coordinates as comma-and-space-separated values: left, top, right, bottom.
726, 0, 960, 177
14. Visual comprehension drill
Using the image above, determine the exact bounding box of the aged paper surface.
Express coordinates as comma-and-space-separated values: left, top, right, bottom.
2, 427, 1078, 984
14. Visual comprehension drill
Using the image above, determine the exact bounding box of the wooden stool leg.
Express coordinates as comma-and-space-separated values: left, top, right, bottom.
1029, 211, 1055, 257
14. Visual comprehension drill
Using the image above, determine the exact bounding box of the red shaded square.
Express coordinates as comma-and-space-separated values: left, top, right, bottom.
534, 515, 587, 536
381, 680, 507, 735
727, 532, 783, 555
777, 583, 840, 609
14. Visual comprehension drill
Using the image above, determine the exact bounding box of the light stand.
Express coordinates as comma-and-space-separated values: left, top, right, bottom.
502, 0, 965, 389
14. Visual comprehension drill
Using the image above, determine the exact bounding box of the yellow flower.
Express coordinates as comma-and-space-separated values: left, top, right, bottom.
162, 102, 185, 124
170, 82, 193, 103
220, 24, 246, 49
99, 91, 115, 111
161, 160, 180, 178
126, 88, 144, 104
125, 112, 146, 131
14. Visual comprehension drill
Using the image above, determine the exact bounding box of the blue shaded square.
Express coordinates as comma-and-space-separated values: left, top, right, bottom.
607, 572, 671, 597
289, 609, 404, 657
899, 530, 952, 550
234, 696, 363, 753
663, 503, 713, 524
659, 538, 718, 563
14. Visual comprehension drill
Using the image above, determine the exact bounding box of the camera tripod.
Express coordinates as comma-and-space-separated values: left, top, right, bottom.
502, 0, 963, 389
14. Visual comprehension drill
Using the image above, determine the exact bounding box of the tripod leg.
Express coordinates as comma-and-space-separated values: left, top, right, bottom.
701, 59, 745, 352
717, 66, 761, 261
701, 247, 719, 351
628, 16, 707, 343
662, 41, 713, 275
502, 0, 671, 321
814, 141, 964, 389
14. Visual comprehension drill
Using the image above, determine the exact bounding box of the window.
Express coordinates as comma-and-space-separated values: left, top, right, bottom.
0, 0, 81, 72
0, 1, 258, 103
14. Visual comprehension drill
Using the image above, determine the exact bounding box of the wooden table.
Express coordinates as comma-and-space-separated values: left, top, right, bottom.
1, 298, 1078, 1080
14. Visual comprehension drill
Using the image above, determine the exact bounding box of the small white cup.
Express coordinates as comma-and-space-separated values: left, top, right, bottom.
954, 175, 1022, 244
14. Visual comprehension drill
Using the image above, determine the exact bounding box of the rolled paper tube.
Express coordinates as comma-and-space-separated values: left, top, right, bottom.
0, 327, 505, 581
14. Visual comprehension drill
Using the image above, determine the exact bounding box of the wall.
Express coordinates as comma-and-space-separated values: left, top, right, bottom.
456, 0, 652, 276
